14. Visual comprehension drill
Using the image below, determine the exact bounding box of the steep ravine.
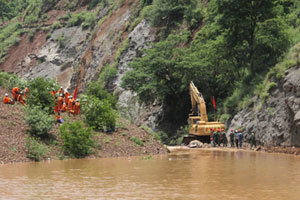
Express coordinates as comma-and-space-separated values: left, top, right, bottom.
228, 66, 300, 147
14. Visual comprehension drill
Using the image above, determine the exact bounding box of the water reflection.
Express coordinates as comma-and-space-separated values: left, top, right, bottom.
0, 150, 300, 200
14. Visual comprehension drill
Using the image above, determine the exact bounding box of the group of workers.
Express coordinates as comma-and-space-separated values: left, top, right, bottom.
3, 86, 28, 105
211, 128, 228, 147
3, 86, 81, 124
51, 87, 80, 123
210, 129, 257, 148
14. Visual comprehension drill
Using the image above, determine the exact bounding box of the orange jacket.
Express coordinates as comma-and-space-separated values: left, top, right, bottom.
58, 88, 64, 95
61, 104, 68, 112
54, 105, 59, 113
57, 96, 64, 110
65, 92, 70, 104
3, 96, 13, 104
73, 102, 80, 114
51, 90, 57, 97
12, 87, 19, 100
68, 99, 75, 111
17, 95, 26, 106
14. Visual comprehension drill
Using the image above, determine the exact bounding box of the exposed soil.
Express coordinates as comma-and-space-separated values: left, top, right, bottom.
0, 31, 47, 73
0, 87, 167, 164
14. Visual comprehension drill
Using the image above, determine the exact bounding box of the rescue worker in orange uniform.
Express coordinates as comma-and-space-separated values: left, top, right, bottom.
73, 99, 80, 115
12, 87, 20, 101
68, 96, 75, 114
64, 89, 70, 105
58, 87, 64, 96
3, 93, 14, 104
57, 94, 64, 110
51, 88, 57, 97
55, 113, 64, 124
17, 92, 26, 106
61, 102, 68, 112
24, 87, 29, 99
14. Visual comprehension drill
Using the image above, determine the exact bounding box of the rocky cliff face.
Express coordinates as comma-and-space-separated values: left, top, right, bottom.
228, 66, 300, 147
0, 0, 164, 130
113, 20, 164, 130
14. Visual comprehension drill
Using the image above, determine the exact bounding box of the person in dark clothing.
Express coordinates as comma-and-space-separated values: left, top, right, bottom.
229, 129, 235, 147
221, 129, 228, 147
234, 130, 239, 148
250, 132, 256, 148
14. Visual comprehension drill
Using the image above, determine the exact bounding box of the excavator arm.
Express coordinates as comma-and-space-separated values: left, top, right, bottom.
189, 81, 208, 122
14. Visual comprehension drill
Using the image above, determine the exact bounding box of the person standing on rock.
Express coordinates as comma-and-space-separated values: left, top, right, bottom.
235, 130, 239, 148
250, 132, 256, 148
238, 129, 243, 148
229, 129, 235, 147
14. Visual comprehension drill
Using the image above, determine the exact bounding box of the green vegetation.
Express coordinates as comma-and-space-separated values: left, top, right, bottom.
27, 77, 57, 110
24, 105, 55, 137
130, 136, 144, 146
26, 136, 49, 161
84, 96, 117, 131
59, 121, 94, 158
0, 71, 28, 90
67, 11, 97, 29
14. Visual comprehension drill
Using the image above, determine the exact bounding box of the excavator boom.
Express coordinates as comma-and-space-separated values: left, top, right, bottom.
183, 81, 225, 144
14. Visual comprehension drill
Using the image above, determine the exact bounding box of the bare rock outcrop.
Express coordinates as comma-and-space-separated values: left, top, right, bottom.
228, 66, 300, 147
113, 20, 163, 130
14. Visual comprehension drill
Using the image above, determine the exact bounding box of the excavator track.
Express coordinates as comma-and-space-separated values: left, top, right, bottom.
182, 135, 211, 145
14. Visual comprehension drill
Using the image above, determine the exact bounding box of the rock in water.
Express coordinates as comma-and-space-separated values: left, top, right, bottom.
188, 140, 203, 148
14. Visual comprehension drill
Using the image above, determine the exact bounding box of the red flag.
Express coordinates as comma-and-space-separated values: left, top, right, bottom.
73, 85, 78, 99
213, 96, 216, 110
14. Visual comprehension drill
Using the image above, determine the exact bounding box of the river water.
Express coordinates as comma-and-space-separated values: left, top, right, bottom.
0, 150, 300, 200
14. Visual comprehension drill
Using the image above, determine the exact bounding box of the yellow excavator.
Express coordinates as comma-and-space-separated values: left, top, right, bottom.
182, 81, 225, 144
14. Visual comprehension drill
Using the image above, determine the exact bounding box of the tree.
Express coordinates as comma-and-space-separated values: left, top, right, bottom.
209, 0, 290, 77
122, 33, 189, 103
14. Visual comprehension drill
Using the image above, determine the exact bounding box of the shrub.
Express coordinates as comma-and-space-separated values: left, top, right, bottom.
59, 121, 94, 158
26, 77, 57, 110
98, 65, 118, 88
85, 80, 118, 108
26, 137, 49, 161
87, 0, 100, 10
84, 96, 117, 131
24, 106, 55, 136
0, 72, 28, 90
57, 33, 65, 49
68, 11, 97, 29
51, 21, 62, 30
130, 136, 144, 146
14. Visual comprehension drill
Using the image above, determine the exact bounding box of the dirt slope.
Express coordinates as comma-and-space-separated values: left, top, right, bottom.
0, 87, 167, 164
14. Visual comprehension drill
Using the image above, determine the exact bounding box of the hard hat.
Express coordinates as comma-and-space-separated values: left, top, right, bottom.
63, 102, 66, 105
5, 93, 8, 96
68, 96, 71, 99
60, 86, 63, 89
235, 130, 238, 133
60, 94, 63, 96
231, 129, 233, 131
76, 99, 79, 101
52, 88, 55, 90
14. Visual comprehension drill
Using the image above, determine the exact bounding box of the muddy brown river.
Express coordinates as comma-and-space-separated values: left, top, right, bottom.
0, 150, 300, 200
